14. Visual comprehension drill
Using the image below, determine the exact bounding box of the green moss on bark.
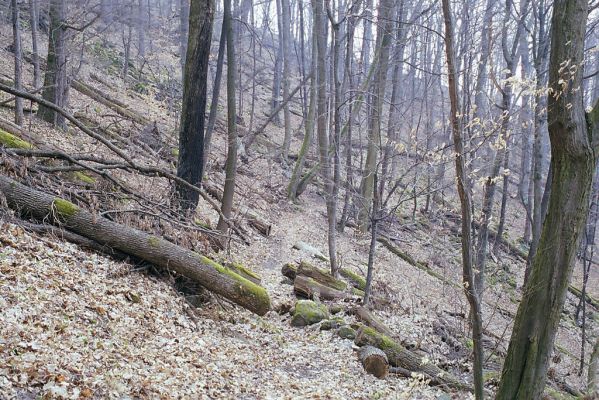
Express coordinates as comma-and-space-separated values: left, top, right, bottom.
290, 300, 329, 326
0, 130, 33, 149
52, 198, 79, 218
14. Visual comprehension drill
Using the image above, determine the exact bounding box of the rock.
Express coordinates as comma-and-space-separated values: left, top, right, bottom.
330, 305, 343, 315
290, 300, 329, 327
337, 326, 357, 340
320, 316, 346, 331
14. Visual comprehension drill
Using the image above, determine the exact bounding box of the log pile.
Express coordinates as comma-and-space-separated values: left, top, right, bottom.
281, 260, 364, 301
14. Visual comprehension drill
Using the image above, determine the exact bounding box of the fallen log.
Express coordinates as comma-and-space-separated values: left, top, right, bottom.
354, 306, 394, 338
340, 268, 366, 291
294, 275, 348, 301
298, 261, 347, 291
355, 326, 471, 392
0, 176, 271, 315
71, 80, 149, 126
568, 285, 599, 309
292, 241, 329, 262
377, 236, 460, 289
359, 345, 389, 379
281, 262, 298, 280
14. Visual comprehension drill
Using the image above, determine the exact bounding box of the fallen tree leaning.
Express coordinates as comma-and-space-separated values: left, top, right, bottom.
0, 175, 271, 316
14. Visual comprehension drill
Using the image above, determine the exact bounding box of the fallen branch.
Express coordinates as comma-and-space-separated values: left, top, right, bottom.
377, 236, 460, 289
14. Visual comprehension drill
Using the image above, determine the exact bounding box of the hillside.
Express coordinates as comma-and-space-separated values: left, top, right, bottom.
1, 1, 599, 399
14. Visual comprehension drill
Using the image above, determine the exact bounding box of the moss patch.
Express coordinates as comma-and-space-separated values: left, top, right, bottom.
0, 129, 33, 149
340, 268, 366, 290
147, 236, 160, 247
72, 171, 96, 184
52, 198, 79, 218
197, 255, 271, 315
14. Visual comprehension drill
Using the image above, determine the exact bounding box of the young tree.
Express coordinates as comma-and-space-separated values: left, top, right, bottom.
176, 0, 215, 211
216, 0, 238, 239
441, 0, 484, 397
312, 0, 338, 276
497, 0, 599, 397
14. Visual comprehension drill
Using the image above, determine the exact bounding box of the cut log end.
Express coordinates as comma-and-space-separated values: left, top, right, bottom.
359, 345, 389, 379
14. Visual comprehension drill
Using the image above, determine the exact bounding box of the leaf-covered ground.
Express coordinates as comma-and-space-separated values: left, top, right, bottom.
0, 222, 453, 399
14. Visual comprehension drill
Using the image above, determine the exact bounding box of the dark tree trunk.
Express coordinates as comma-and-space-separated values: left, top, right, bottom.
38, 0, 68, 128
497, 1, 599, 397
176, 0, 215, 211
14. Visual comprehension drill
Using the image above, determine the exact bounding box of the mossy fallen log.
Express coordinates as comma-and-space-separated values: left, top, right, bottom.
355, 326, 471, 392
340, 268, 366, 291
281, 262, 298, 280
298, 261, 347, 291
226, 261, 261, 285
359, 345, 389, 379
0, 176, 271, 315
294, 275, 349, 300
0, 128, 96, 185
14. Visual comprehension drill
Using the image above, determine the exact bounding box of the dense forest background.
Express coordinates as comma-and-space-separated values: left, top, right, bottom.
0, 0, 598, 398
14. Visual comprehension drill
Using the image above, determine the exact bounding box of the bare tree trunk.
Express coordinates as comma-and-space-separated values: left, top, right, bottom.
137, 0, 146, 63
29, 0, 41, 90
311, 0, 338, 276
280, 0, 292, 162
11, 0, 24, 126
179, 0, 190, 75
357, 0, 394, 232
216, 0, 238, 241
38, 0, 68, 128
497, 0, 598, 396
271, 0, 283, 125
441, 0, 484, 397
176, 0, 214, 211
288, 29, 316, 201
204, 23, 226, 171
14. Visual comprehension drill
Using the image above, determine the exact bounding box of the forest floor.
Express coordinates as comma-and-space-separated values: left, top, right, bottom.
0, 20, 598, 400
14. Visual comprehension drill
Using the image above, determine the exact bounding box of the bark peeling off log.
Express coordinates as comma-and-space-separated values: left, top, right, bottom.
0, 176, 271, 315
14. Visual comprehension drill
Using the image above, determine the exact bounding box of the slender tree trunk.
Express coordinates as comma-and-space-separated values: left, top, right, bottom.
179, 0, 190, 75
204, 23, 226, 171
357, 0, 394, 232
312, 0, 338, 276
441, 0, 484, 398
11, 0, 24, 126
216, 0, 238, 240
280, 0, 292, 162
176, 0, 214, 211
497, 1, 598, 397
271, 0, 283, 125
29, 0, 41, 90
